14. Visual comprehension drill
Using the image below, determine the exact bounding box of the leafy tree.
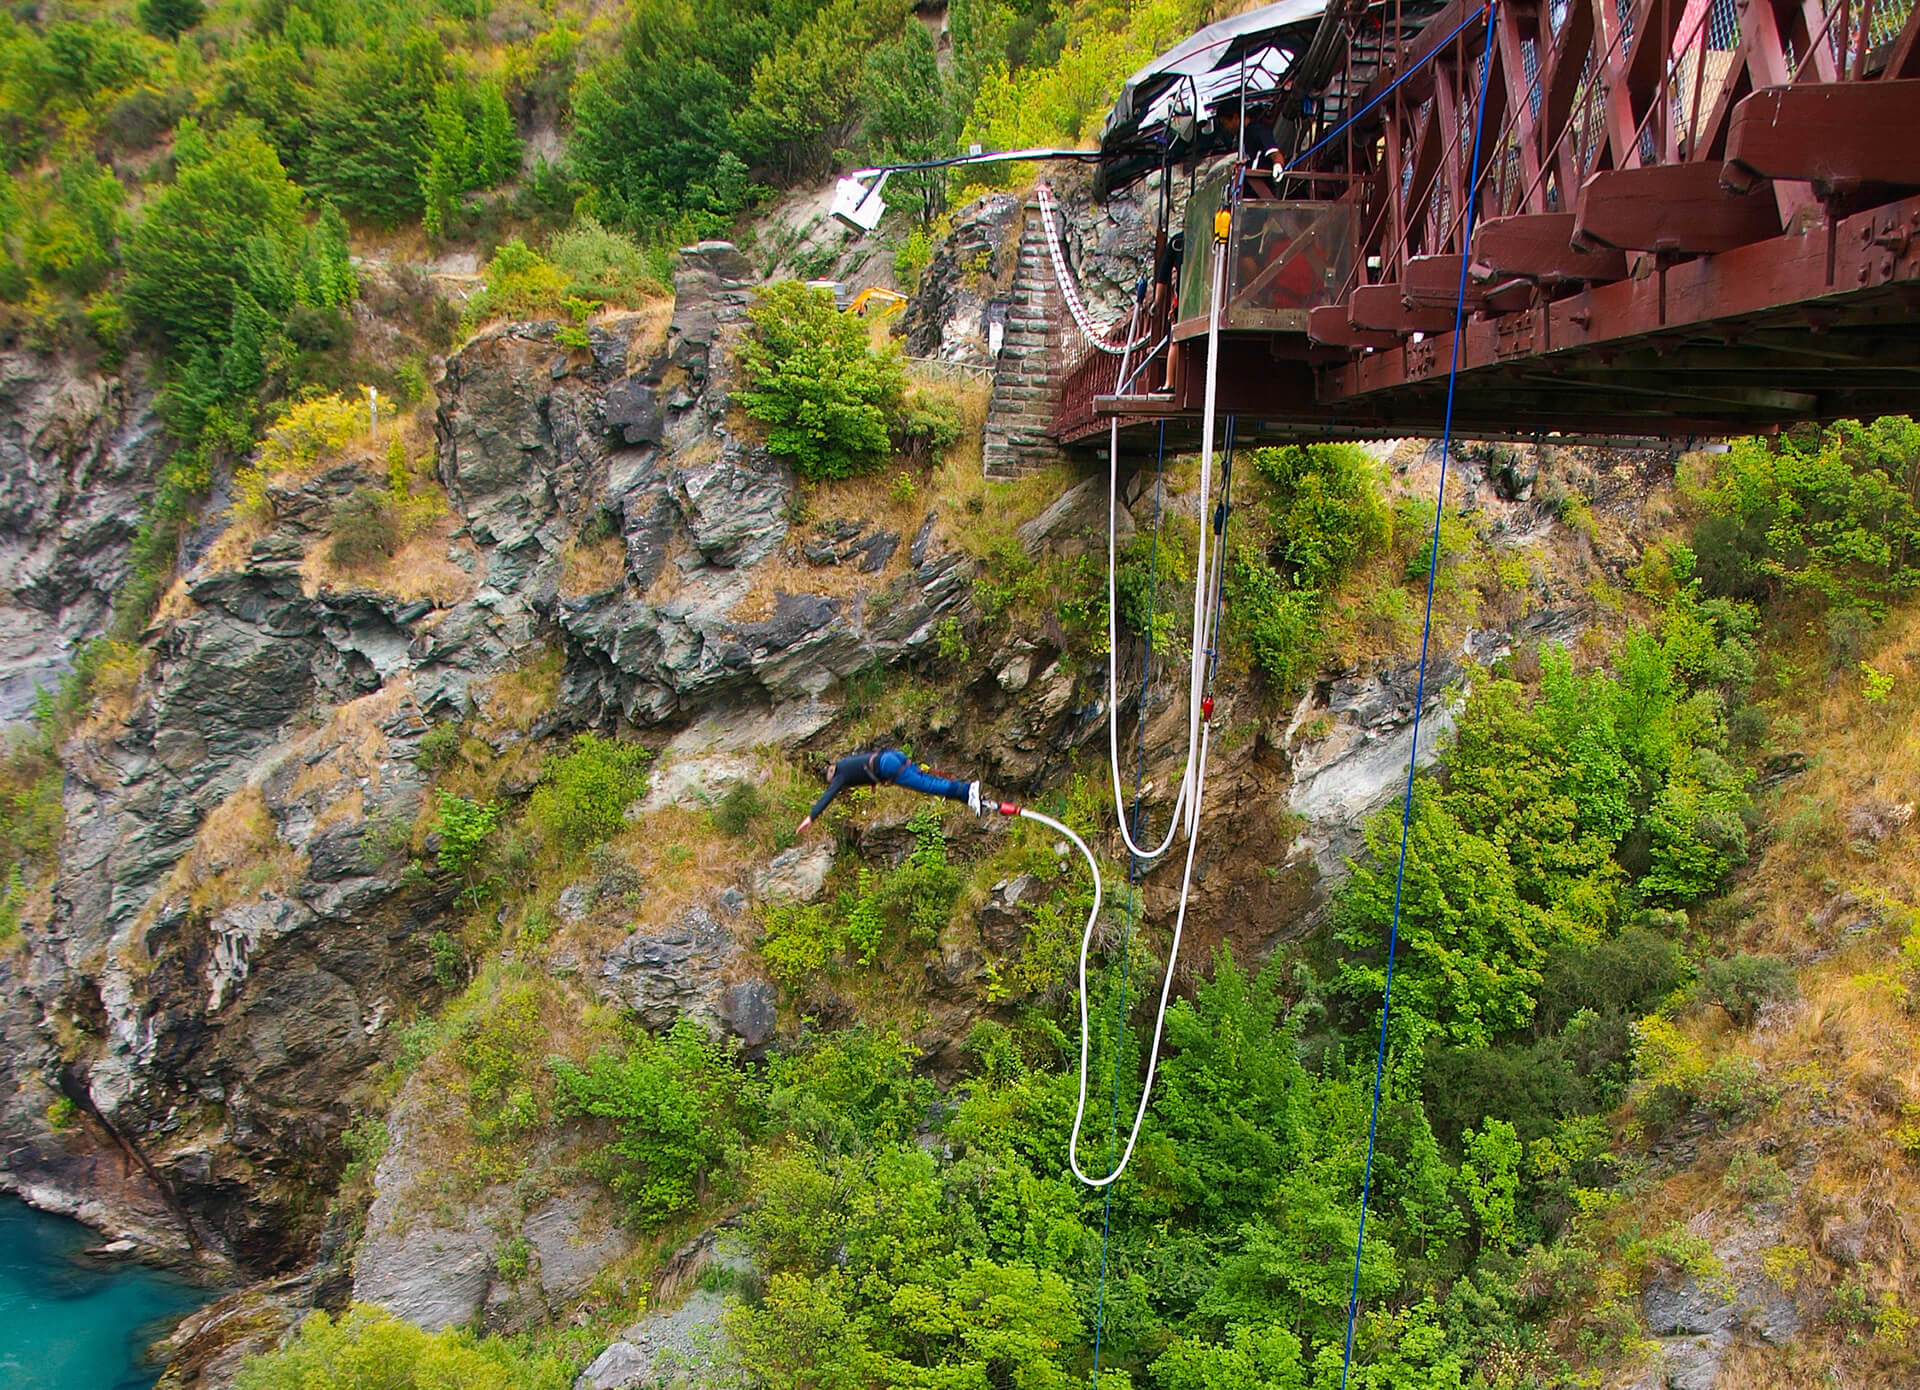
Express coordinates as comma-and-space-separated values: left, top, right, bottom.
552, 1019, 762, 1220
212, 42, 317, 175
1694, 952, 1796, 1027
738, 0, 913, 182
569, 0, 785, 225
1336, 788, 1549, 1048
861, 22, 957, 224
123, 119, 305, 352
21, 158, 123, 295
471, 80, 519, 185
137, 0, 205, 40
1151, 1324, 1307, 1390
739, 280, 906, 480
419, 81, 471, 238
305, 35, 442, 226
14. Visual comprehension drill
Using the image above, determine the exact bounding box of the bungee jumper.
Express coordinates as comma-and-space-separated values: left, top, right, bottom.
795, 748, 983, 833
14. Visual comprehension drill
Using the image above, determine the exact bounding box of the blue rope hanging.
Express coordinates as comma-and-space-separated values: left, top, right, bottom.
1339, 5, 1499, 1386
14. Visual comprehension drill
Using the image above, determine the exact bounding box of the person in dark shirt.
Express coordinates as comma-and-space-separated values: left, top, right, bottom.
1149, 230, 1186, 393
795, 748, 982, 833
1215, 92, 1277, 165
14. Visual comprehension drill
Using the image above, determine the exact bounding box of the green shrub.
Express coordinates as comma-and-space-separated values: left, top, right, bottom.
547, 216, 667, 305
326, 488, 399, 570
136, 0, 203, 39
1249, 443, 1391, 591
761, 899, 837, 987
1687, 418, 1920, 618
894, 388, 962, 466
713, 780, 764, 837
1695, 953, 1796, 1027
1228, 547, 1320, 694
435, 792, 501, 913
523, 733, 651, 857
740, 280, 906, 481
463, 238, 580, 326
552, 1019, 762, 1221
232, 1305, 568, 1390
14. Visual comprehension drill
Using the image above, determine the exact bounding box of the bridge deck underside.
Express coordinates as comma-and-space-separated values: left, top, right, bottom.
1068, 189, 1920, 455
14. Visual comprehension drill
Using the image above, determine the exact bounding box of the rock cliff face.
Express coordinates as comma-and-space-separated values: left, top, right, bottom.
0, 349, 166, 722
0, 195, 1679, 1390
0, 238, 994, 1279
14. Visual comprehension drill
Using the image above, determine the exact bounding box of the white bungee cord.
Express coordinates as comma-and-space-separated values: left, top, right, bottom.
1060, 203, 1231, 1188
1103, 206, 1229, 861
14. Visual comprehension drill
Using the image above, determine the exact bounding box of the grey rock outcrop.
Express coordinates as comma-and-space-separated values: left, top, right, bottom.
0, 349, 166, 724
599, 906, 737, 1034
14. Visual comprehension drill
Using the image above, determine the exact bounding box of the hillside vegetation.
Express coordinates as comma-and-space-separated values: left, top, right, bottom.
171, 418, 1920, 1390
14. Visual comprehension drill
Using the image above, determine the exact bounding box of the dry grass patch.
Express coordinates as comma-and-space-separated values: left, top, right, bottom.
155, 785, 307, 922
302, 505, 478, 607
288, 682, 416, 803
433, 649, 566, 805
602, 300, 674, 368
560, 533, 627, 598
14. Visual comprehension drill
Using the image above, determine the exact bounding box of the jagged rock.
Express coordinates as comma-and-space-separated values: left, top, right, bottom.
1644, 1277, 1736, 1336
599, 907, 736, 1033
755, 842, 836, 903
1015, 475, 1134, 558
671, 446, 791, 569
853, 530, 899, 573
996, 646, 1035, 693
721, 981, 777, 1049
574, 1292, 729, 1389
1285, 655, 1468, 882
1846, 796, 1914, 843
603, 379, 663, 446
978, 874, 1038, 951
1653, 1332, 1731, 1390
522, 1191, 632, 1303
639, 752, 759, 812
152, 1271, 317, 1390
573, 1232, 749, 1389
0, 348, 165, 725
900, 192, 1022, 364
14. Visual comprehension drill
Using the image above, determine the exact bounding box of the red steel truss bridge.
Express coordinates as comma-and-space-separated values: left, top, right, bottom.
1056, 0, 1920, 451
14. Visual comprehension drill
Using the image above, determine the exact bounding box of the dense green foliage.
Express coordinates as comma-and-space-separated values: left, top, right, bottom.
523, 733, 652, 857
1688, 417, 1920, 619
1335, 589, 1755, 1049
1226, 444, 1394, 691
740, 281, 908, 480
554, 1019, 762, 1219
761, 807, 961, 984
233, 1305, 568, 1390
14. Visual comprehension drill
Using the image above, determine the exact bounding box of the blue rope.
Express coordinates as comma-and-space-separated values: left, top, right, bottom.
1338, 7, 1497, 1386
1091, 419, 1168, 1388
1280, 4, 1490, 177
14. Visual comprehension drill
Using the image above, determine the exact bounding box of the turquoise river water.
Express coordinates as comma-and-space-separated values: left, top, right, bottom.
0, 1197, 213, 1390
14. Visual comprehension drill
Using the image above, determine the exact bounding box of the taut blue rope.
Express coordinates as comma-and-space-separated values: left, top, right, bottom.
1338, 6, 1498, 1385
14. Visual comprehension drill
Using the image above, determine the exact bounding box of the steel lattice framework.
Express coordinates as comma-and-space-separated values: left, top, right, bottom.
1061, 0, 1920, 446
